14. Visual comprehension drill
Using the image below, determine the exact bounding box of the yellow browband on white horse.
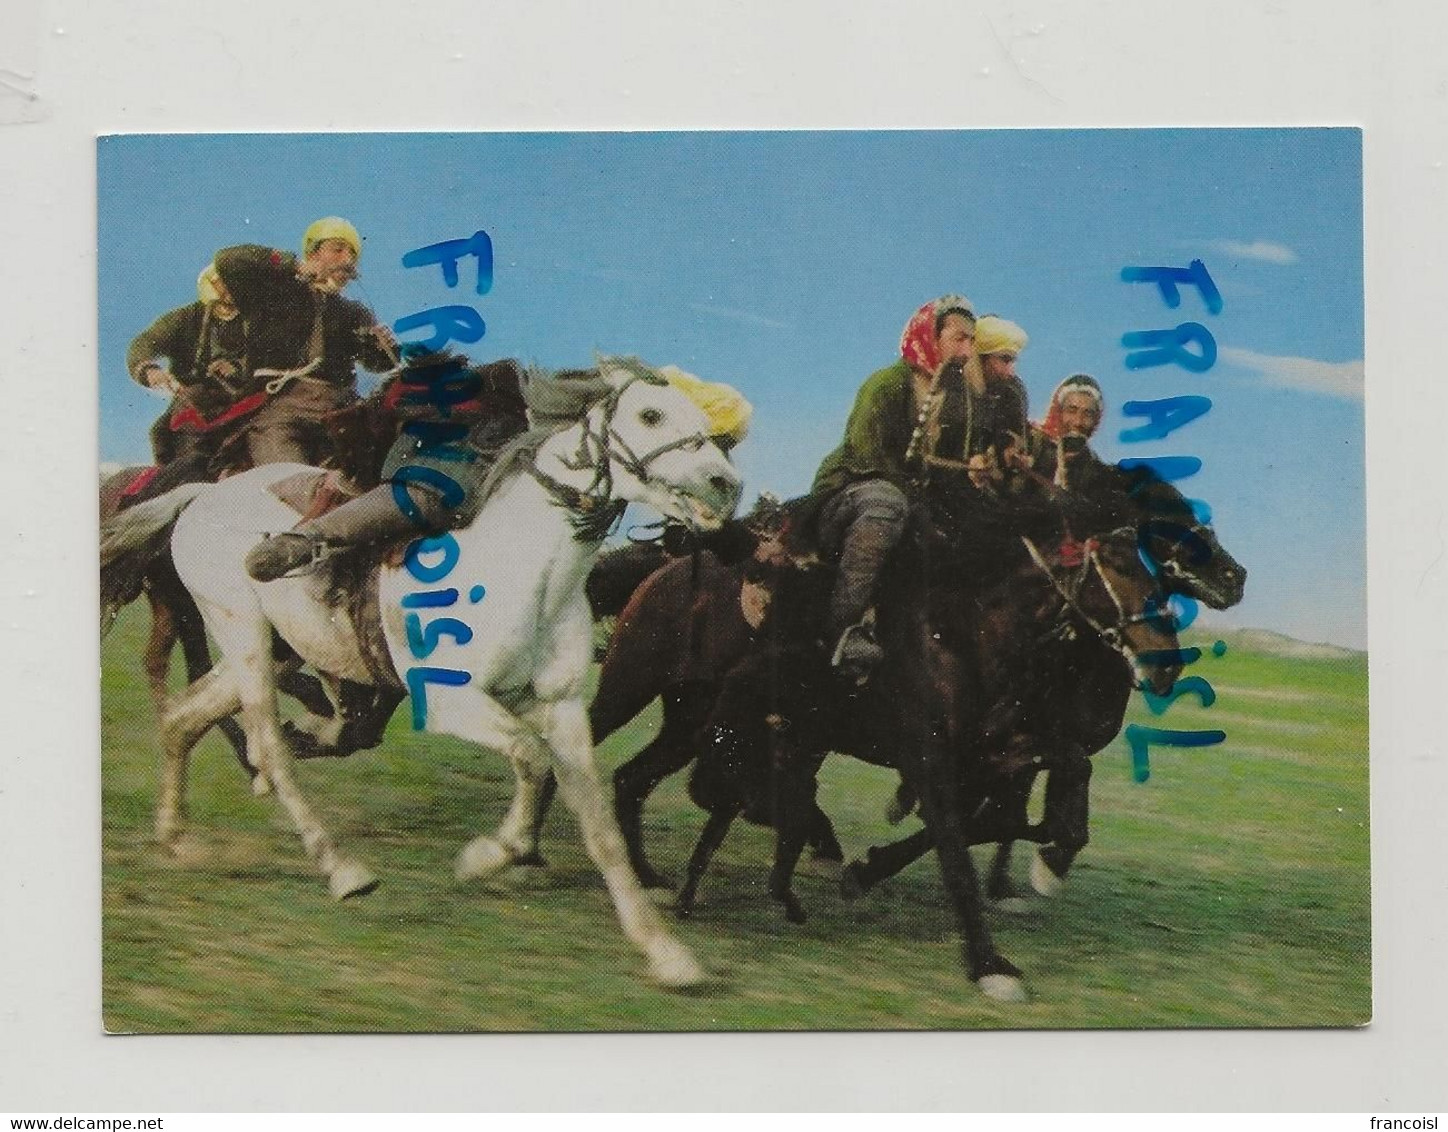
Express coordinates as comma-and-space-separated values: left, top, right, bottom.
657, 365, 753, 448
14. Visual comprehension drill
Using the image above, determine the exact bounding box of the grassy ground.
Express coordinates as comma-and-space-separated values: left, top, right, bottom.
101, 609, 1370, 1031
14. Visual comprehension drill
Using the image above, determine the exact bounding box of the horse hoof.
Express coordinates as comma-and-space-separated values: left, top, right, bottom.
782, 901, 808, 925
329, 859, 379, 900
454, 836, 514, 881
648, 940, 707, 990
978, 973, 1029, 1003
1030, 850, 1065, 898
251, 773, 272, 797
839, 862, 869, 902
637, 867, 674, 891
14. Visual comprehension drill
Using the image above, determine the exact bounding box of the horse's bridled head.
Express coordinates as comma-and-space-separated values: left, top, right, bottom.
606, 367, 744, 530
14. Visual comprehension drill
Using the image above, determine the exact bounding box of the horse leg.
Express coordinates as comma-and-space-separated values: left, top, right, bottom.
885, 779, 918, 825
675, 804, 738, 919
280, 669, 348, 758
988, 841, 1015, 900
199, 599, 376, 898
766, 749, 823, 924
434, 685, 704, 988
142, 589, 177, 717
158, 574, 253, 779
1033, 755, 1092, 897
797, 800, 845, 880
615, 689, 713, 889
155, 666, 242, 846
536, 697, 705, 988
839, 826, 934, 900
909, 743, 1026, 1001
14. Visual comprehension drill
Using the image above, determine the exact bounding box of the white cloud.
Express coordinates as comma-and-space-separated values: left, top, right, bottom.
1209, 239, 1299, 265
689, 301, 792, 330
1220, 346, 1363, 399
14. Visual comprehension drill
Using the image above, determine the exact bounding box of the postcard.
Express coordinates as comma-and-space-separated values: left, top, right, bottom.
97, 129, 1367, 1031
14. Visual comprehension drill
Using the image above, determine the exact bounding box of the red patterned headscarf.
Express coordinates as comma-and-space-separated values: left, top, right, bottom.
1040, 373, 1104, 440
899, 294, 976, 375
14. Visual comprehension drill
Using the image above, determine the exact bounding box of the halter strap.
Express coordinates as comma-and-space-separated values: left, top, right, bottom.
1020, 527, 1158, 671
528, 370, 712, 542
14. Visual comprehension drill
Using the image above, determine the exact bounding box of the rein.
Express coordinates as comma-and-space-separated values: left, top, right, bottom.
527, 370, 712, 543
1019, 527, 1160, 670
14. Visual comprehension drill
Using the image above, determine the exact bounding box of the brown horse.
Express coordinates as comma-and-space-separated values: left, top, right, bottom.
690, 476, 1183, 999
840, 467, 1246, 902
574, 465, 1240, 899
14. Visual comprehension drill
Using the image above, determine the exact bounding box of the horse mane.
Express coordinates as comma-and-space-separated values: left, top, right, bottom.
472, 363, 624, 521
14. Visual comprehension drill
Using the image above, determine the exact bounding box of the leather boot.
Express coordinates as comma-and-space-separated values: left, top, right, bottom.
245, 482, 448, 582
827, 517, 898, 680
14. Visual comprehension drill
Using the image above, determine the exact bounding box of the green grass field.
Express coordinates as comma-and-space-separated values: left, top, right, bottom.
101, 609, 1370, 1031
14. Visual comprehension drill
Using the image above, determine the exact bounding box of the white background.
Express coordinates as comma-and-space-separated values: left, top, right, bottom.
1, 0, 1444, 1113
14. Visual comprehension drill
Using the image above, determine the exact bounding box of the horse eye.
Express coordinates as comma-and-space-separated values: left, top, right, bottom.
640, 408, 664, 426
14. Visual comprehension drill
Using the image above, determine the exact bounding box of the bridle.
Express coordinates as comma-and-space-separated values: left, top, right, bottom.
1020, 526, 1166, 672
528, 364, 714, 542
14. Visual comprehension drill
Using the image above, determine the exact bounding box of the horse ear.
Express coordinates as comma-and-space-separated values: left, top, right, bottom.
523, 364, 612, 423
596, 354, 668, 387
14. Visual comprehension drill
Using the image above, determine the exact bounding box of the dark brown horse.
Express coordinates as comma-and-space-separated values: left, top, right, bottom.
839, 466, 1246, 902
690, 476, 1183, 999
577, 465, 1241, 900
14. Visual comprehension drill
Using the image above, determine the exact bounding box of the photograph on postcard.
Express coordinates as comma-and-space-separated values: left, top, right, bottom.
97, 129, 1366, 1031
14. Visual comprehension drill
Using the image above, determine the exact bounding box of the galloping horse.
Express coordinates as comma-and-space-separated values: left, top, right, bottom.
582, 466, 1242, 899
692, 475, 1182, 1000
157, 358, 742, 988
843, 469, 1247, 902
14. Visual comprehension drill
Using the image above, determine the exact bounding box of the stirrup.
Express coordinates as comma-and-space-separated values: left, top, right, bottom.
831, 622, 883, 680
245, 531, 335, 582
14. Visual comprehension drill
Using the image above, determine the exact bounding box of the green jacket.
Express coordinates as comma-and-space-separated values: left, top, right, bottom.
127, 301, 248, 415
212, 244, 393, 387
812, 359, 1029, 498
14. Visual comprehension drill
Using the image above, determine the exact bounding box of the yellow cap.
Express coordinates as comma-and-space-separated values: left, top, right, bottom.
197, 263, 223, 305
975, 315, 1029, 357
658, 365, 753, 448
302, 216, 361, 260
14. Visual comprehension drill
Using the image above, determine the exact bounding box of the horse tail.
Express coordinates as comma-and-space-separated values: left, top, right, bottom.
99, 482, 210, 638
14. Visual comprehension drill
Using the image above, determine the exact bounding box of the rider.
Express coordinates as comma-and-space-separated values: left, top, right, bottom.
1037, 373, 1105, 485
243, 360, 752, 582
810, 298, 1030, 679
1029, 372, 1145, 535
212, 217, 397, 467
123, 264, 249, 502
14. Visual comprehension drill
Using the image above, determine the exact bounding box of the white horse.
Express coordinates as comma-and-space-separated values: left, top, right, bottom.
158, 359, 743, 988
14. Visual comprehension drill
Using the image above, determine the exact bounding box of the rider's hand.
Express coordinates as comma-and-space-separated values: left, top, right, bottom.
142, 366, 180, 394
967, 453, 992, 489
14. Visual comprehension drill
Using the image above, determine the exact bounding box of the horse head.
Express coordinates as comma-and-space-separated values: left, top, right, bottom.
1141, 516, 1247, 611
588, 357, 744, 531
1074, 528, 1185, 696
1129, 473, 1247, 611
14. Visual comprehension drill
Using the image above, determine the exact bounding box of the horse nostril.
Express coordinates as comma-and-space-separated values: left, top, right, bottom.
709, 474, 735, 498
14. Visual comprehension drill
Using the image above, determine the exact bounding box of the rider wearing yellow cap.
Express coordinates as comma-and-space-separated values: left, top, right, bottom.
244, 356, 748, 583
210, 216, 396, 466
119, 263, 249, 504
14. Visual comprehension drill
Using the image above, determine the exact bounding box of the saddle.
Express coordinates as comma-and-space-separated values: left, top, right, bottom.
266, 469, 406, 691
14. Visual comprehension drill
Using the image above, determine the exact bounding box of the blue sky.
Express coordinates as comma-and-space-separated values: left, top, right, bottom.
98, 129, 1364, 647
